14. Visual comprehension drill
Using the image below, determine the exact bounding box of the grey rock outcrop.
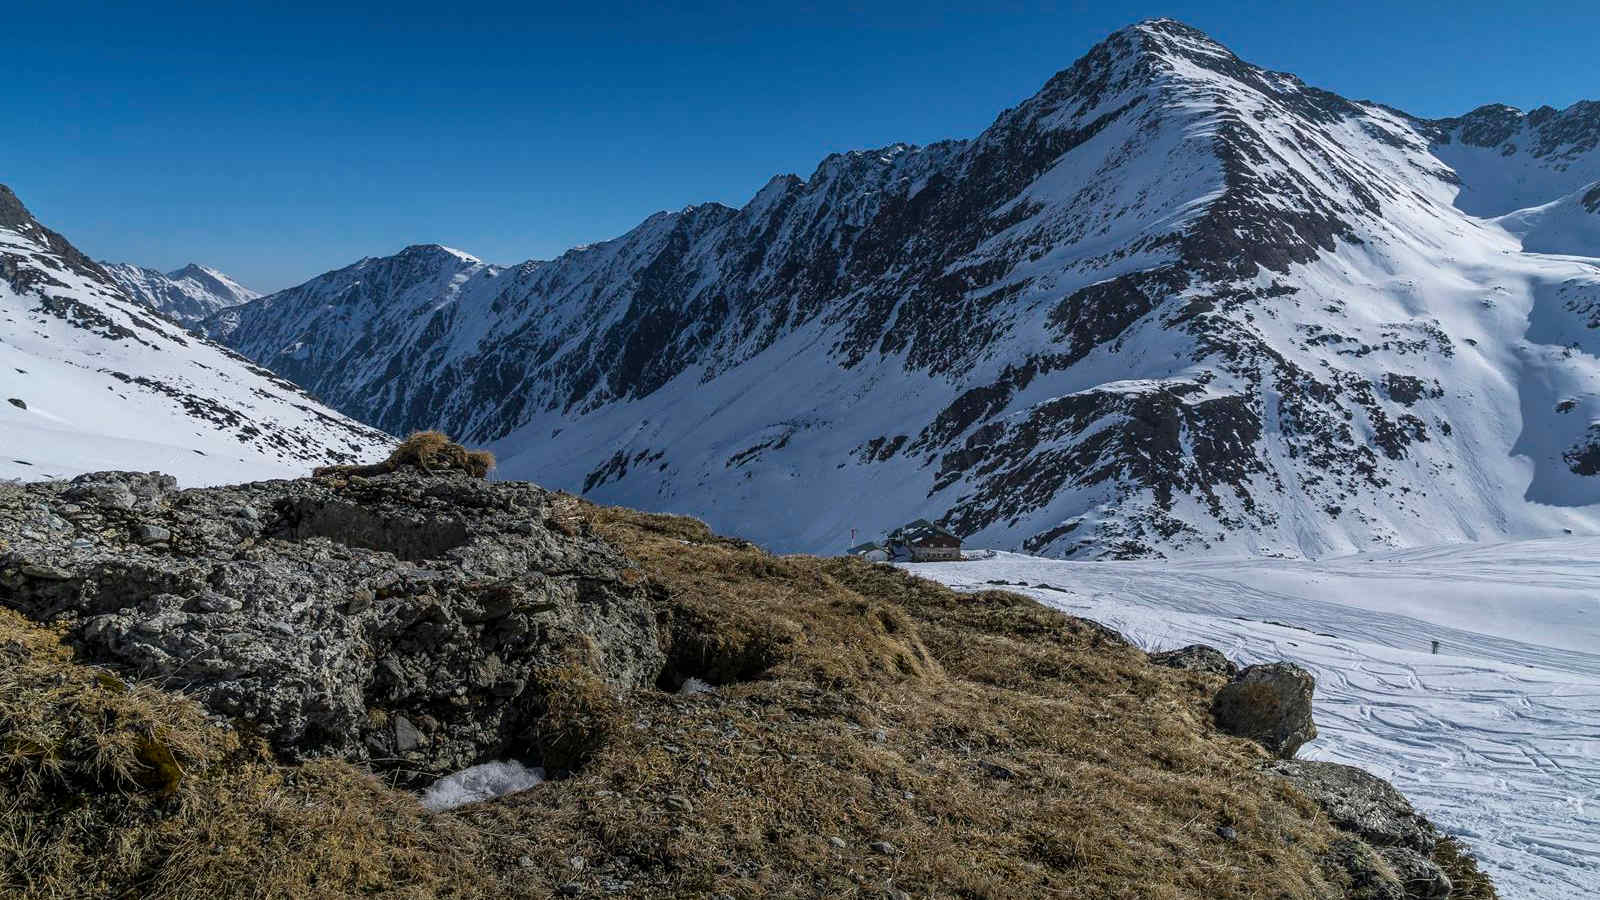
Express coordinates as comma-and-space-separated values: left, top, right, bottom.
0, 468, 663, 780
1269, 760, 1453, 899
1266, 760, 1435, 854
1212, 661, 1318, 758
1148, 643, 1239, 678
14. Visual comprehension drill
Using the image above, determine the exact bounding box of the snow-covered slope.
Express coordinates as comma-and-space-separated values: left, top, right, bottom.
908, 542, 1600, 900
0, 184, 392, 485
1495, 180, 1600, 257
207, 19, 1600, 559
102, 261, 260, 323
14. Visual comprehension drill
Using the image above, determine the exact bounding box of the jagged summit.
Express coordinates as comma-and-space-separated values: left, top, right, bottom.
395, 243, 481, 262
0, 183, 30, 228
1427, 99, 1600, 215
101, 259, 260, 324
170, 262, 220, 279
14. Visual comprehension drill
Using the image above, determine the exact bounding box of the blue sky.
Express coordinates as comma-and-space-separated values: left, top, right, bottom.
4, 1, 1596, 291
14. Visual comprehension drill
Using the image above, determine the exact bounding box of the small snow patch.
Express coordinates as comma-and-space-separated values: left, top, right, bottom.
677, 677, 716, 696
420, 760, 544, 811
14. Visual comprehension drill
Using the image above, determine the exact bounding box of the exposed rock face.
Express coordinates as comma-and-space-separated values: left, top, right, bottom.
1268, 760, 1453, 899
1211, 662, 1317, 758
1148, 643, 1239, 678
1266, 760, 1436, 855
1379, 846, 1453, 899
0, 468, 663, 780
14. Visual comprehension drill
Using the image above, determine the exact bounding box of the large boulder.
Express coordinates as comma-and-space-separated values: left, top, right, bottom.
0, 468, 664, 781
1212, 661, 1317, 758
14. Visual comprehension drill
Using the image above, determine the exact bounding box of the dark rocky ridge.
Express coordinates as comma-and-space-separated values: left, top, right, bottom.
0, 185, 113, 295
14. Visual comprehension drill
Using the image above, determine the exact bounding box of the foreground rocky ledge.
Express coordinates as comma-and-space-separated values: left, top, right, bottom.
0, 468, 1495, 898
2, 468, 659, 779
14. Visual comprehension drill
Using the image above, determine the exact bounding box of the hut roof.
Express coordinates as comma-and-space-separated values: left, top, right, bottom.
891, 519, 960, 546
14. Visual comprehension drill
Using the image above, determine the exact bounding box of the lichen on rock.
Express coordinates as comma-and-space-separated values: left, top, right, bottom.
0, 464, 661, 782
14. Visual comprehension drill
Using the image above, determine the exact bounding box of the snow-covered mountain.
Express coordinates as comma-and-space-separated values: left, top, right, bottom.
0, 184, 392, 484
102, 260, 260, 323
205, 19, 1600, 559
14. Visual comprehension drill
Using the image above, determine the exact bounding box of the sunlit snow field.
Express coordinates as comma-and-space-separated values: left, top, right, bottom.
906, 538, 1600, 900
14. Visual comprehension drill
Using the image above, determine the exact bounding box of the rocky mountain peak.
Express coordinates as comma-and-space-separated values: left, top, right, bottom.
199, 24, 1600, 561
0, 183, 35, 230
0, 183, 111, 288
99, 260, 259, 323
169, 262, 217, 279
396, 243, 482, 264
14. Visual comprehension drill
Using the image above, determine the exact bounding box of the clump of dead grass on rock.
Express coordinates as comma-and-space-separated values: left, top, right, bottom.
315, 430, 495, 479
0, 502, 1495, 898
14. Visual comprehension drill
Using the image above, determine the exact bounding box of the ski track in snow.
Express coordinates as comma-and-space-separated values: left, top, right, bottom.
907, 540, 1600, 900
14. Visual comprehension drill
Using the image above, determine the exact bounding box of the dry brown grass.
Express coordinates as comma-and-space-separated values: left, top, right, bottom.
500, 505, 1340, 899
1432, 836, 1498, 899
0, 607, 494, 900
315, 430, 495, 479
0, 503, 1496, 898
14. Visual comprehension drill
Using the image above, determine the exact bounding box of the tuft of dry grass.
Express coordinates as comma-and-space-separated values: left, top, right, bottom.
1433, 835, 1498, 899
0, 503, 1497, 898
315, 430, 495, 479
527, 663, 628, 773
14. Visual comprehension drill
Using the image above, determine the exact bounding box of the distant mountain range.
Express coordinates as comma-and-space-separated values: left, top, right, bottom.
21, 18, 1600, 559
101, 260, 260, 323
0, 185, 391, 484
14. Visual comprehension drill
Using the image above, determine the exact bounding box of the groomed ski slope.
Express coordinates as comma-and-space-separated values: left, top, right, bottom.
906, 539, 1600, 900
